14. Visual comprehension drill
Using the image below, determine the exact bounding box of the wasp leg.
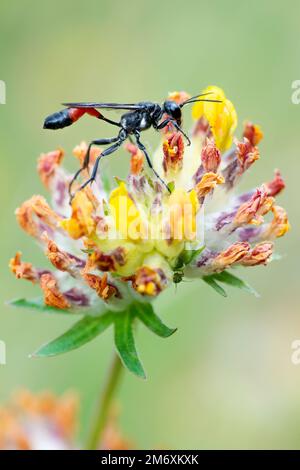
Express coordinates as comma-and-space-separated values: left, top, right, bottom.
156, 119, 191, 146
69, 136, 120, 198
172, 122, 191, 146
134, 132, 171, 192
72, 130, 127, 197
78, 141, 124, 192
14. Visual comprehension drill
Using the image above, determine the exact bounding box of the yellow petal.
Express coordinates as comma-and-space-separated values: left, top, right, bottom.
167, 188, 199, 242
192, 85, 237, 152
60, 191, 95, 239
109, 182, 143, 241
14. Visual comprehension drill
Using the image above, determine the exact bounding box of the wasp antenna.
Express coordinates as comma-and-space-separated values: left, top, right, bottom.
180, 92, 213, 107
180, 98, 222, 107
184, 92, 213, 103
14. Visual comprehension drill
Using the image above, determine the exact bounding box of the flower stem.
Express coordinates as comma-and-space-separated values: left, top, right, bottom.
86, 351, 123, 450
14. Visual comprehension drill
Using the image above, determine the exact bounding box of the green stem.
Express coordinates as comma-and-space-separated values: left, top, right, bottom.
86, 351, 123, 450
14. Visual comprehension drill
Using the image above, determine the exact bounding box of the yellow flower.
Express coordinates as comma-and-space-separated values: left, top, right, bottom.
130, 253, 172, 297
192, 85, 237, 151
243, 121, 264, 146
263, 205, 290, 239
109, 182, 143, 241
168, 188, 199, 241
195, 172, 224, 199
211, 242, 250, 271
11, 87, 289, 304
234, 189, 274, 226
61, 190, 95, 239
240, 242, 273, 266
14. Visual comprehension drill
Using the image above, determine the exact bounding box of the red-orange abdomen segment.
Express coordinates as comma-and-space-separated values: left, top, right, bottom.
43, 107, 102, 130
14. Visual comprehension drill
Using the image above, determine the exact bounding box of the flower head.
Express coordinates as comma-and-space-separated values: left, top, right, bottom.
10, 85, 289, 306
0, 390, 134, 450
9, 86, 289, 377
0, 390, 78, 450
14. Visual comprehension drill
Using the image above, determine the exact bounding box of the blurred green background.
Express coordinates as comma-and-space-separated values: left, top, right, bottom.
0, 0, 299, 449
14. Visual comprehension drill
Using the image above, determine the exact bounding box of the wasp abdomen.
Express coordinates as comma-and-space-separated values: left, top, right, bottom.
43, 109, 74, 130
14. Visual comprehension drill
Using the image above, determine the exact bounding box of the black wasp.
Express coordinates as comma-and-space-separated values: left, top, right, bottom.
43, 93, 220, 199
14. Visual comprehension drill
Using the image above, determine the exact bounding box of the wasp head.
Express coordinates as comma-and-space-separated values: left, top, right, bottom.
163, 100, 182, 126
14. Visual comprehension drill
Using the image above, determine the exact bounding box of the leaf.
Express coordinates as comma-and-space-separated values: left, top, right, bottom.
8, 297, 75, 315
174, 246, 205, 270
202, 276, 227, 297
134, 302, 177, 338
32, 311, 115, 358
213, 271, 259, 297
8, 297, 107, 316
183, 246, 205, 265
114, 309, 146, 379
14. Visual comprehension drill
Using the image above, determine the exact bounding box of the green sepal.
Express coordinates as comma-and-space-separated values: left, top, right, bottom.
174, 246, 205, 270
32, 311, 115, 358
213, 271, 259, 297
8, 298, 76, 315
134, 302, 177, 338
114, 309, 146, 379
10, 297, 176, 380
202, 275, 228, 297
8, 297, 108, 316
203, 270, 259, 298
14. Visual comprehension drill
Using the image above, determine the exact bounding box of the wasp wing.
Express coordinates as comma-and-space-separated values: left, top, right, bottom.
62, 102, 144, 110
